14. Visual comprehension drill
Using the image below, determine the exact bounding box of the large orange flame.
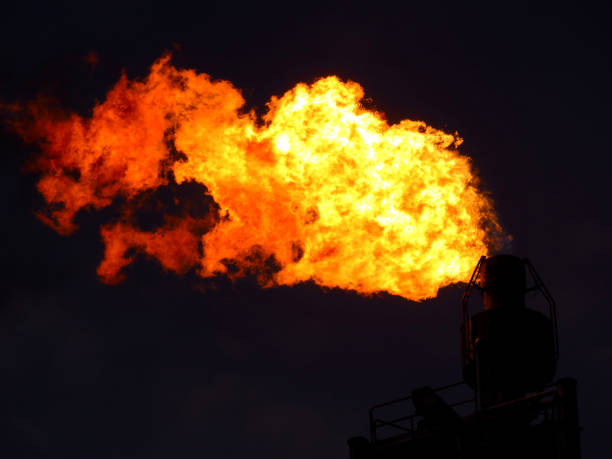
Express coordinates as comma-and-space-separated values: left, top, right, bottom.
12, 55, 502, 301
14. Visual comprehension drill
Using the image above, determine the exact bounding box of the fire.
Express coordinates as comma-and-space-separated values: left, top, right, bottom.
11, 55, 502, 301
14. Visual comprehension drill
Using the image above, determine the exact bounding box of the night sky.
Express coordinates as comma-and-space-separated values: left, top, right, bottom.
1, 2, 611, 459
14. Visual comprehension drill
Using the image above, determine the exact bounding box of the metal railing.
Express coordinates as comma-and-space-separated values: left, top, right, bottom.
461, 255, 486, 367
369, 381, 560, 445
525, 259, 559, 361
369, 381, 475, 444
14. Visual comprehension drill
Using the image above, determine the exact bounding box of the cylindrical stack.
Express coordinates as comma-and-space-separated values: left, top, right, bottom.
463, 255, 557, 407
482, 254, 526, 310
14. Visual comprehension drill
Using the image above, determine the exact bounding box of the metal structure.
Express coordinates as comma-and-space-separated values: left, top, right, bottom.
348, 254, 580, 459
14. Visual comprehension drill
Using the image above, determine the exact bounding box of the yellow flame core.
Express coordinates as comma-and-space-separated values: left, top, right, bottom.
17, 56, 501, 301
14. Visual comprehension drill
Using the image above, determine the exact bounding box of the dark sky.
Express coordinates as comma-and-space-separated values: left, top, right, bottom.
1, 2, 611, 458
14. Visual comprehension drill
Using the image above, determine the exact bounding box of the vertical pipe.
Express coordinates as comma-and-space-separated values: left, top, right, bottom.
347, 437, 370, 459
555, 378, 581, 459
369, 409, 376, 444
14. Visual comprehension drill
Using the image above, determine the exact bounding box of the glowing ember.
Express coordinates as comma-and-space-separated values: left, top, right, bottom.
11, 55, 502, 301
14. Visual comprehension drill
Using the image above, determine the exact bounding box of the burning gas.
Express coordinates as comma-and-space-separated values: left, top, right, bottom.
11, 55, 502, 301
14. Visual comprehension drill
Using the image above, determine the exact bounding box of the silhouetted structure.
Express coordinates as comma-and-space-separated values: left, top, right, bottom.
348, 255, 581, 459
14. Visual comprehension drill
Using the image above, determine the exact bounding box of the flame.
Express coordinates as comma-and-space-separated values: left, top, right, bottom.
11, 55, 502, 301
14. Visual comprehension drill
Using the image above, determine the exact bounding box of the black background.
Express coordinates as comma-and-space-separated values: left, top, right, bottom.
1, 2, 610, 458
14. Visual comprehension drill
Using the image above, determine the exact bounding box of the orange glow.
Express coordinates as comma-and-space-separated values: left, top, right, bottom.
83, 51, 100, 67
12, 55, 502, 301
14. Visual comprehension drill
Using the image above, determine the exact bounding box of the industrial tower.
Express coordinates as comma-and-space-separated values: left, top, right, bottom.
348, 254, 581, 459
